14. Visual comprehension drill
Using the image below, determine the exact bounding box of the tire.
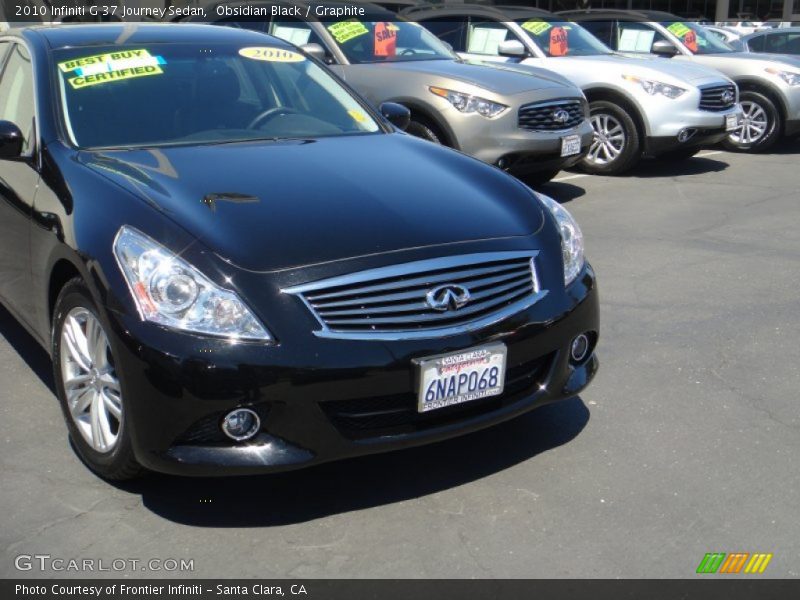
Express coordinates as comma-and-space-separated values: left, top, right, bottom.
52, 278, 144, 480
659, 147, 700, 161
523, 168, 561, 186
579, 100, 641, 175
722, 90, 781, 153
406, 119, 443, 144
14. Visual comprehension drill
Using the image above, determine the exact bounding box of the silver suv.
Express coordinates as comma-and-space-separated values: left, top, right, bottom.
563, 10, 800, 152
404, 5, 743, 175
195, 1, 594, 182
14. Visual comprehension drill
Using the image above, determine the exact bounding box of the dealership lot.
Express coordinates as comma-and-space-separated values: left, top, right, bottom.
1, 145, 798, 578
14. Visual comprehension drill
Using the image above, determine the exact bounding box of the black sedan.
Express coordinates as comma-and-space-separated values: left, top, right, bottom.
0, 23, 598, 479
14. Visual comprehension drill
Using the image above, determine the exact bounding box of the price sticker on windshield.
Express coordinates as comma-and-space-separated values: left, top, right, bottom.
327, 21, 369, 44
239, 47, 306, 62
521, 20, 552, 36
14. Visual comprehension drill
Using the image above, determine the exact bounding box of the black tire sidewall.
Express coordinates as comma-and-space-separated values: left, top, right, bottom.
580, 100, 640, 175
406, 119, 442, 144
52, 279, 139, 477
723, 91, 780, 152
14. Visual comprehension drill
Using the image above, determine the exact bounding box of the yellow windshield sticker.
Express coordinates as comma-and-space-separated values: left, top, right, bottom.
667, 22, 691, 38
521, 21, 552, 36
68, 66, 163, 89
327, 21, 369, 44
59, 49, 166, 89
238, 47, 306, 62
348, 109, 367, 123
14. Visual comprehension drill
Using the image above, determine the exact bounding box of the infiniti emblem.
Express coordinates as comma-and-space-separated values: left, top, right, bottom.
425, 284, 471, 312
721, 90, 735, 105
552, 108, 571, 124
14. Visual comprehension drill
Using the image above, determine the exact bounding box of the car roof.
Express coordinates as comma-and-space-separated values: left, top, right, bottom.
558, 9, 681, 22
742, 26, 800, 38
12, 22, 293, 49
401, 3, 557, 20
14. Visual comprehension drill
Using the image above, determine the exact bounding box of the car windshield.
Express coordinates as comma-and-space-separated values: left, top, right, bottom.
55, 43, 381, 149
516, 19, 614, 56
325, 19, 455, 63
661, 21, 737, 54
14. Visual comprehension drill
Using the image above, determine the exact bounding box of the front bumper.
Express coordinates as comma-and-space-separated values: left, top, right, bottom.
104, 264, 599, 477
644, 103, 743, 157
470, 118, 595, 173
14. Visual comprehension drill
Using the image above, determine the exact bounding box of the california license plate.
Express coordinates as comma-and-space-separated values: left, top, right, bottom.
416, 344, 507, 413
725, 114, 739, 131
560, 134, 582, 157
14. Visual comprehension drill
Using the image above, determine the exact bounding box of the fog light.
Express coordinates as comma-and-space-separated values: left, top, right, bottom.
221, 408, 261, 441
677, 128, 696, 143
570, 334, 590, 363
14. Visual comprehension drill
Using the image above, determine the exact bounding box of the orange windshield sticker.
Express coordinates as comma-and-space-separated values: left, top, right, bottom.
374, 22, 398, 57
683, 30, 698, 53
549, 26, 569, 56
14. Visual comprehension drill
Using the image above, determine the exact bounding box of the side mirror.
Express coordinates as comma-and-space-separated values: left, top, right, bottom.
379, 102, 411, 131
0, 121, 23, 159
301, 43, 333, 64
498, 39, 528, 58
652, 39, 679, 57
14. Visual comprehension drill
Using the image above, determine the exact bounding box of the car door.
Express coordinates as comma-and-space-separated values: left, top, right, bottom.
0, 41, 38, 325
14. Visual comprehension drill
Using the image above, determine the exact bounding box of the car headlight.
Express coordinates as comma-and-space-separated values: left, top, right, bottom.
429, 86, 508, 117
113, 226, 273, 342
622, 75, 686, 99
765, 67, 800, 86
536, 193, 585, 285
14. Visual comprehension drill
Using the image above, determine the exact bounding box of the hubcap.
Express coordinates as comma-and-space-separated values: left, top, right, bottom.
59, 308, 123, 454
729, 100, 768, 145
586, 113, 626, 165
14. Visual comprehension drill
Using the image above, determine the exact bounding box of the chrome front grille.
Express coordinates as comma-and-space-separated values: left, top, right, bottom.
518, 99, 585, 131
283, 252, 548, 340
699, 84, 737, 111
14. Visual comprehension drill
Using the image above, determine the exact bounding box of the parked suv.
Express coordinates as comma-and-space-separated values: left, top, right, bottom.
193, 1, 594, 182
403, 4, 743, 175
563, 10, 800, 152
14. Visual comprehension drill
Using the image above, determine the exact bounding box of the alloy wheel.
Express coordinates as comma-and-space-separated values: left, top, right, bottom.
587, 113, 626, 166
729, 100, 769, 145
59, 307, 123, 454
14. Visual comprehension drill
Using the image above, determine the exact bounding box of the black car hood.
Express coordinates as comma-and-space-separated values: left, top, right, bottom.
79, 134, 543, 272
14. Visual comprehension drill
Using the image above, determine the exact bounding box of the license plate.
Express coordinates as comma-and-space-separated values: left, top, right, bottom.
416, 344, 507, 413
560, 134, 582, 157
725, 114, 739, 131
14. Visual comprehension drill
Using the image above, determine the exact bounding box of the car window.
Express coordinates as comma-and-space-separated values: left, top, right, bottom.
747, 34, 766, 51
659, 21, 736, 54
761, 32, 800, 53
616, 21, 667, 53
417, 17, 468, 52
324, 19, 454, 63
0, 44, 35, 154
54, 43, 381, 149
465, 19, 515, 55
578, 20, 614, 47
515, 19, 614, 56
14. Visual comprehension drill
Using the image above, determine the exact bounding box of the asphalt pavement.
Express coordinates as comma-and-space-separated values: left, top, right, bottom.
1, 143, 798, 578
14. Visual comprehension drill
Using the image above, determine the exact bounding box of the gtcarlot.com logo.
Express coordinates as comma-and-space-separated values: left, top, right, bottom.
14, 554, 194, 573
696, 552, 773, 574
